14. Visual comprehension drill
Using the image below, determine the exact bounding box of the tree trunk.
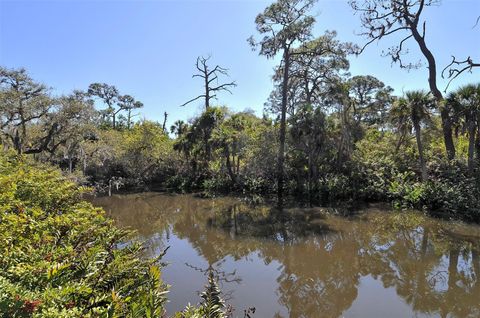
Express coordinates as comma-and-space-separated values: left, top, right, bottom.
476, 114, 480, 165
337, 103, 351, 164
409, 23, 455, 160
308, 153, 313, 207
19, 100, 27, 142
236, 155, 240, 175
224, 145, 237, 184
68, 156, 73, 174
442, 246, 460, 317
468, 116, 476, 175
415, 228, 429, 299
440, 106, 455, 160
473, 246, 480, 290
162, 112, 168, 133
448, 247, 459, 290
204, 65, 210, 110
83, 152, 87, 176
14, 129, 21, 154
413, 120, 427, 182
204, 132, 211, 162
277, 48, 290, 209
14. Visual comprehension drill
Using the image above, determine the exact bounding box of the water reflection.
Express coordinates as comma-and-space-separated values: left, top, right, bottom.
94, 193, 480, 318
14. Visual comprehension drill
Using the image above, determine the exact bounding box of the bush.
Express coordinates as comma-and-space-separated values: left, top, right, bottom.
421, 160, 480, 222
202, 176, 232, 196
386, 159, 480, 222
243, 176, 273, 196
0, 153, 168, 317
388, 171, 425, 209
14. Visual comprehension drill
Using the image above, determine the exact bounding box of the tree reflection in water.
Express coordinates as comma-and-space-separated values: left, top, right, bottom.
94, 193, 480, 318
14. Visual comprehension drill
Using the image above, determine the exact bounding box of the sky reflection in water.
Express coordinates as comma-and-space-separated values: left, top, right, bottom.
94, 193, 480, 318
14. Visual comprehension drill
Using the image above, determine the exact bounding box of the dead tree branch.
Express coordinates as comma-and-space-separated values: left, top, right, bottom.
181, 56, 236, 109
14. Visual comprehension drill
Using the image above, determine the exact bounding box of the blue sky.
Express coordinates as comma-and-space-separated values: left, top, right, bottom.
1, 0, 479, 126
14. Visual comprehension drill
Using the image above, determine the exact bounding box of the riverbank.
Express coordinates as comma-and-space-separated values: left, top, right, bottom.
2, 149, 479, 317
0, 154, 230, 317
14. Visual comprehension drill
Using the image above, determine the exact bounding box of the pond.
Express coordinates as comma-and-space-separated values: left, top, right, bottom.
93, 193, 480, 318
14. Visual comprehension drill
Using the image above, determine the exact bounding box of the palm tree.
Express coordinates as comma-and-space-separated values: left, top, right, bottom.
390, 91, 434, 182
448, 84, 480, 174
170, 120, 188, 137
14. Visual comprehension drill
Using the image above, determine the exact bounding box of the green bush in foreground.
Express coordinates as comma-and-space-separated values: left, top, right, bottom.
0, 152, 232, 318
0, 153, 168, 317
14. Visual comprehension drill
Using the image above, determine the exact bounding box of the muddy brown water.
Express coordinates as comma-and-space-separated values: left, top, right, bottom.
93, 192, 480, 318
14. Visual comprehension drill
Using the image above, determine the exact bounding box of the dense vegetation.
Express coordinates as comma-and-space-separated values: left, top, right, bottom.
0, 152, 234, 317
1, 0, 479, 315
3, 65, 480, 221
0, 152, 167, 316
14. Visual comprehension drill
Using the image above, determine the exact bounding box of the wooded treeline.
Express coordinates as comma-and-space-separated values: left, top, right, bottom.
1, 0, 480, 317
1, 0, 479, 222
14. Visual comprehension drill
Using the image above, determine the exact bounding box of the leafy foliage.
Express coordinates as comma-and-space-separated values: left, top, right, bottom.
174, 270, 229, 318
0, 152, 168, 317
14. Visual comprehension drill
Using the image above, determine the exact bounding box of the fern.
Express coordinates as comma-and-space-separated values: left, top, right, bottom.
199, 270, 226, 318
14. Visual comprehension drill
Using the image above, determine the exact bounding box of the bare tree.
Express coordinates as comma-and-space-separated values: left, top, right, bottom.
350, 0, 456, 160
162, 111, 168, 133
442, 15, 480, 89
442, 56, 480, 90
181, 56, 236, 110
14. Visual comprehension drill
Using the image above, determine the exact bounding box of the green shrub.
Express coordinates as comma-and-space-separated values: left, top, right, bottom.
421, 160, 480, 221
243, 176, 272, 195
174, 270, 229, 318
388, 171, 425, 209
386, 159, 480, 222
0, 153, 168, 317
202, 176, 232, 195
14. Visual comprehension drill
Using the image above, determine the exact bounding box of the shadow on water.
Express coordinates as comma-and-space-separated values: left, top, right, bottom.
93, 193, 480, 318
206, 203, 338, 242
